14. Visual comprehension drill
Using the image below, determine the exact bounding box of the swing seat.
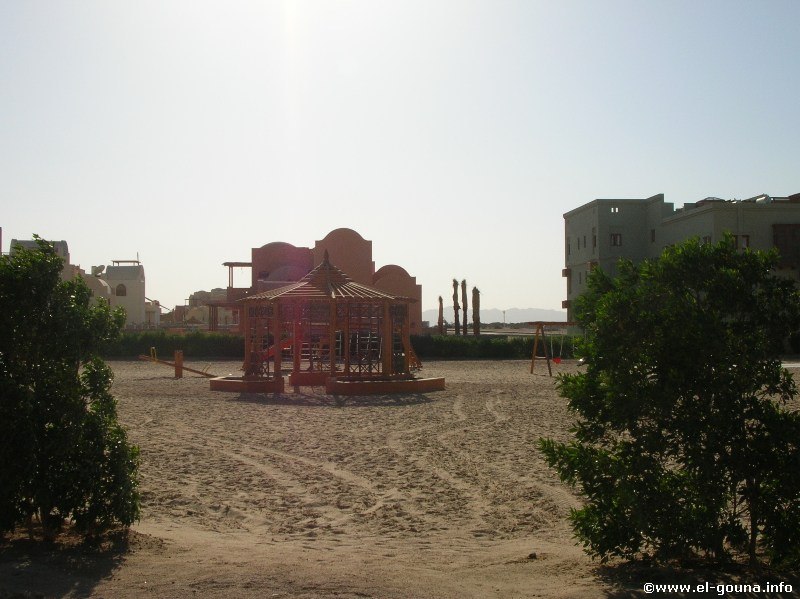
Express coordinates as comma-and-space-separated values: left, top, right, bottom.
553, 357, 562, 364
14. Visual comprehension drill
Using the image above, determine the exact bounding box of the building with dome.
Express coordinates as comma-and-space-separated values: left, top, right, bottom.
9, 238, 158, 328
212, 228, 422, 334
10, 238, 112, 305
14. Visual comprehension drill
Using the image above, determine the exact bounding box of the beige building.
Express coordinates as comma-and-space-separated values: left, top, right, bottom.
174, 288, 236, 328
101, 260, 161, 327
563, 192, 800, 320
10, 238, 159, 328
10, 238, 113, 306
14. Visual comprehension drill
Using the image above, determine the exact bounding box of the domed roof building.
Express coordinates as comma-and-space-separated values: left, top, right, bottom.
217, 228, 422, 334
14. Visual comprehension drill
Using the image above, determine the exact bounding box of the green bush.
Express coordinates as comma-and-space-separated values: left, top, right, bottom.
539, 235, 800, 568
102, 330, 243, 358
411, 334, 577, 360
0, 239, 140, 540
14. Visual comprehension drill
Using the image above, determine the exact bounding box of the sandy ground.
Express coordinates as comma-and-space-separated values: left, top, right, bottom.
2, 359, 798, 598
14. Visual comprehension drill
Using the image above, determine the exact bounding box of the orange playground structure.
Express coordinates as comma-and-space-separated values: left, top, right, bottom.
208, 228, 424, 336
210, 253, 444, 395
139, 348, 216, 379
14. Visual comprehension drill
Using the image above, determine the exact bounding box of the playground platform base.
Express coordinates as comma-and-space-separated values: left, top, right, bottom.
209, 376, 285, 393
209, 375, 445, 395
325, 376, 446, 395
289, 371, 329, 386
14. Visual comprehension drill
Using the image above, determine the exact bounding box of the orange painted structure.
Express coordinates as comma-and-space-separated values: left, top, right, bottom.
209, 253, 444, 395
139, 348, 216, 378
211, 229, 423, 335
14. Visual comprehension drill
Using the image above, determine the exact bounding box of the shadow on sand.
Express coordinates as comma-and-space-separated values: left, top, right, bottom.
596, 559, 800, 598
0, 526, 148, 598
229, 390, 435, 408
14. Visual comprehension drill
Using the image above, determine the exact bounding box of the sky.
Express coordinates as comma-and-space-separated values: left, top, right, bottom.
2, 0, 799, 314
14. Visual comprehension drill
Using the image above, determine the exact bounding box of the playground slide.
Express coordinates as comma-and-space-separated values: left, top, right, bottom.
262, 339, 292, 360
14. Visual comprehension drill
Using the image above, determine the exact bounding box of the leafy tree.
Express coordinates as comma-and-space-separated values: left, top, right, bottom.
0, 238, 140, 541
539, 235, 800, 568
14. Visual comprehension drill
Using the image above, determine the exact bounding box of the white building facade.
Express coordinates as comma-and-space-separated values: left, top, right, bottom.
102, 261, 148, 326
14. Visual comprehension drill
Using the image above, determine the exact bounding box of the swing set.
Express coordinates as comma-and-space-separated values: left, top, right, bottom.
529, 321, 577, 376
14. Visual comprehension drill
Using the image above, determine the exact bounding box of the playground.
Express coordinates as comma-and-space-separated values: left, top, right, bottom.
210, 253, 445, 395
5, 358, 793, 598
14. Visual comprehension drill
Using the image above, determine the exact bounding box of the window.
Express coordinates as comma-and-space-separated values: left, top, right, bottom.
651, 229, 656, 243
567, 239, 571, 256
115, 284, 127, 297
611, 206, 620, 213
735, 235, 750, 249
610, 233, 623, 247
592, 227, 597, 249
583, 235, 587, 248
702, 236, 712, 245
579, 271, 582, 284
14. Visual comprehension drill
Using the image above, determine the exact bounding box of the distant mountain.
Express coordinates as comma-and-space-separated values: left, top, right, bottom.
421, 307, 566, 325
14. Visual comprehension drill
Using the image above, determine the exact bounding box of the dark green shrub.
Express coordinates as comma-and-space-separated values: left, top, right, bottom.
411, 334, 575, 360
539, 235, 800, 567
102, 330, 243, 358
0, 239, 140, 540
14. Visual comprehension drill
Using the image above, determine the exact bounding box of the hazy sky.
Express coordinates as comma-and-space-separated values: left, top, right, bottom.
2, 1, 799, 312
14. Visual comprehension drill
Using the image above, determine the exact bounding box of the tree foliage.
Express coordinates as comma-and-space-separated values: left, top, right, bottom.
0, 238, 140, 540
539, 235, 800, 568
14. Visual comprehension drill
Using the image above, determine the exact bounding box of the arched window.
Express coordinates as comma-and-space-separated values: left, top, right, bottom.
115, 284, 127, 297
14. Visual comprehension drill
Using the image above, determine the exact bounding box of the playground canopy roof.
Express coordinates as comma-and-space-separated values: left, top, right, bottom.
240, 253, 413, 303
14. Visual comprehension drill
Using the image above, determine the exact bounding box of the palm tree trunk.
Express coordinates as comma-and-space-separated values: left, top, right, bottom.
438, 296, 444, 335
472, 287, 480, 335
461, 280, 468, 337
452, 279, 460, 336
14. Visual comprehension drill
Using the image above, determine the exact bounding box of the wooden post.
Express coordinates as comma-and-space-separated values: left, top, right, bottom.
402, 304, 410, 375
343, 302, 351, 375
242, 305, 251, 376
292, 312, 304, 391
329, 299, 336, 375
274, 303, 282, 379
293, 317, 301, 376
530, 323, 552, 376
530, 324, 540, 374
381, 301, 393, 375
174, 350, 184, 378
